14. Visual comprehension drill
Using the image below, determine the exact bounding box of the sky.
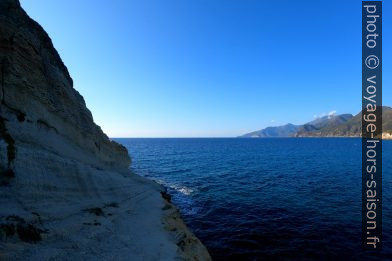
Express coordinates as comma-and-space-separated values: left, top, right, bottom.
21, 0, 391, 137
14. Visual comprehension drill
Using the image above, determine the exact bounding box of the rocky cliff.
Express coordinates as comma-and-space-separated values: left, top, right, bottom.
0, 0, 130, 174
0, 0, 210, 260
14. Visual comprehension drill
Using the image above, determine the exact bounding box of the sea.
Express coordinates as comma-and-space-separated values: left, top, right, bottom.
114, 138, 392, 260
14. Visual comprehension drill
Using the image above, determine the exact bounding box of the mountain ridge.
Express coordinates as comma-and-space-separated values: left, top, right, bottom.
241, 107, 392, 138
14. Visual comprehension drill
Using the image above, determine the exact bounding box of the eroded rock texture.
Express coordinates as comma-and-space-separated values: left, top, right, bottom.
0, 0, 130, 175
0, 1, 211, 260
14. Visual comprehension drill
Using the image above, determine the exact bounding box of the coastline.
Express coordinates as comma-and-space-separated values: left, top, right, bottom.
0, 149, 210, 260
239, 134, 392, 140
0, 0, 210, 259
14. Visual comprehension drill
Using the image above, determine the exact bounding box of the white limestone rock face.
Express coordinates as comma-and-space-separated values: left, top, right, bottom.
0, 1, 211, 260
0, 0, 130, 173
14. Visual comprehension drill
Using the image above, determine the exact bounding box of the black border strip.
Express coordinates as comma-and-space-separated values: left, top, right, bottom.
362, 1, 382, 251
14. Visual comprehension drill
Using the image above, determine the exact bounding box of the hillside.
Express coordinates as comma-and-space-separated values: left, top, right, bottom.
241, 123, 300, 138
241, 108, 392, 138
297, 107, 392, 137
295, 114, 354, 136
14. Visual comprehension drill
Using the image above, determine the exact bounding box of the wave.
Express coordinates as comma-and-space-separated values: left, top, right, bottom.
154, 179, 194, 196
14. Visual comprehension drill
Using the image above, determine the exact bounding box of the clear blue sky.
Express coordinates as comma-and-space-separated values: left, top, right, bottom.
21, 0, 391, 137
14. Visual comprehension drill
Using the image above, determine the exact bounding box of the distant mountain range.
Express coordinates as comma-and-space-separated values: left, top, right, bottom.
240, 106, 392, 138
242, 123, 300, 138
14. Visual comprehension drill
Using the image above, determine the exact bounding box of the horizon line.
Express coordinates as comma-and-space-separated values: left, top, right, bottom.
110, 136, 239, 139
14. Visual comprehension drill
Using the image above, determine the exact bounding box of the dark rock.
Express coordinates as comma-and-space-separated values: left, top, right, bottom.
161, 191, 172, 202
0, 223, 15, 237
84, 207, 105, 216
16, 223, 42, 243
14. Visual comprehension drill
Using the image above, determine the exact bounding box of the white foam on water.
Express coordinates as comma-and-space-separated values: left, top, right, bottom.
153, 179, 194, 195
171, 184, 194, 196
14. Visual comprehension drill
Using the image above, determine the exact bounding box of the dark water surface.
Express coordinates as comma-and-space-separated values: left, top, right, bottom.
115, 138, 392, 260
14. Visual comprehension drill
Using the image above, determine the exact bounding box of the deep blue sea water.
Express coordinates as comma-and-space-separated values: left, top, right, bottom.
115, 138, 392, 260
